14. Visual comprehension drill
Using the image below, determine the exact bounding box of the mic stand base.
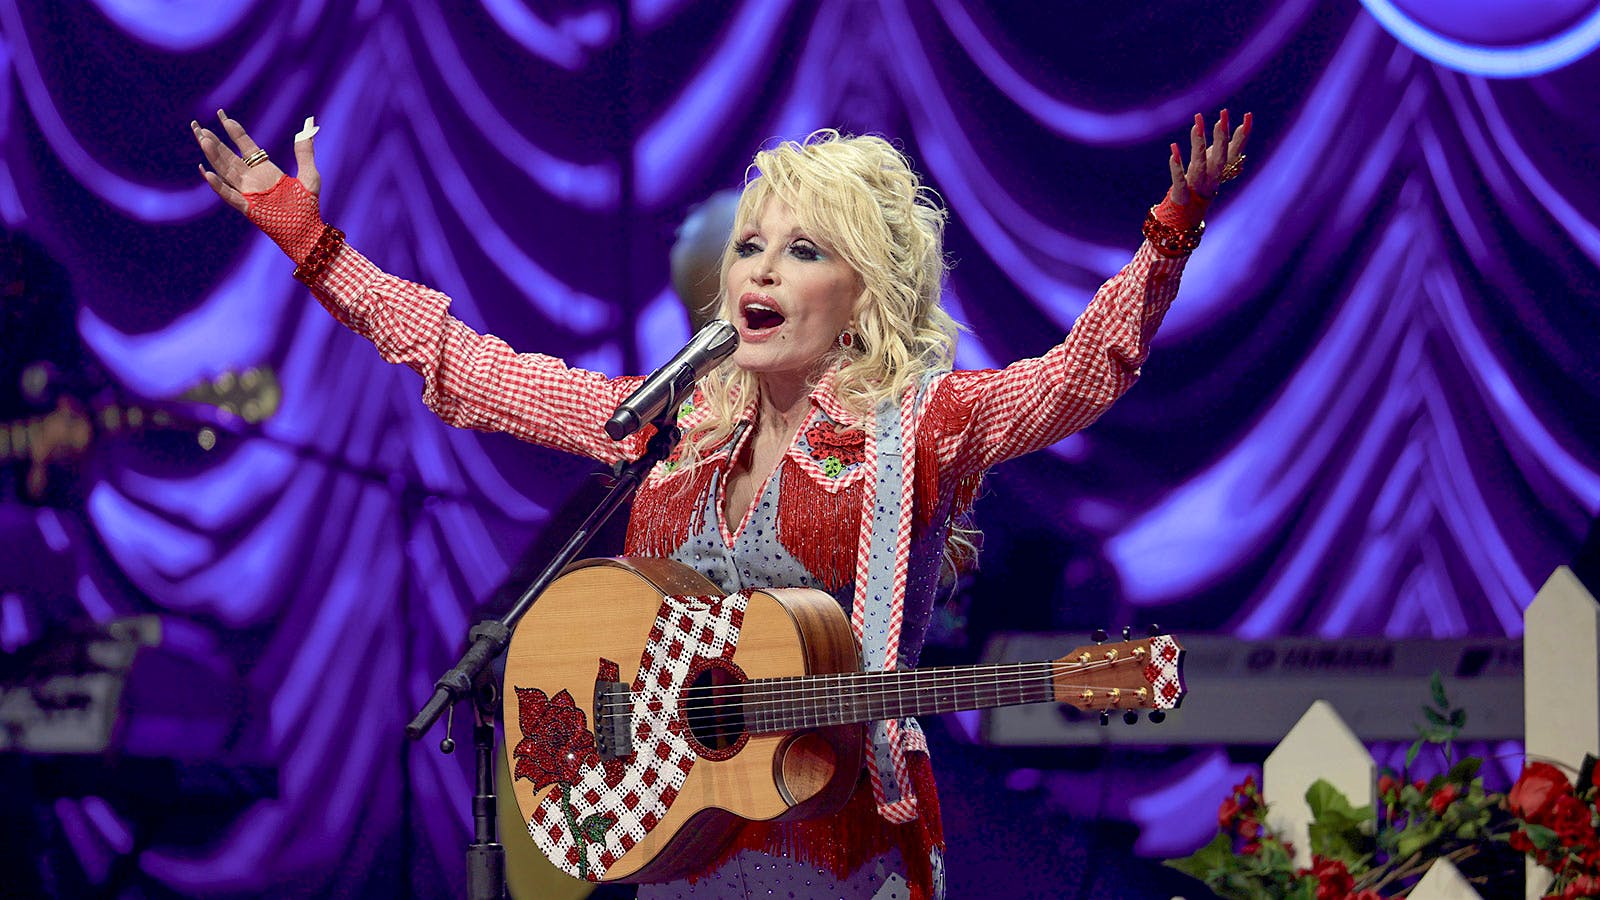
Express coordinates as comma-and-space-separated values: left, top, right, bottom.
467, 679, 506, 900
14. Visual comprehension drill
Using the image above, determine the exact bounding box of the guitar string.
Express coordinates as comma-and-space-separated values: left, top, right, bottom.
629, 666, 1167, 737
590, 656, 1175, 722
594, 657, 1127, 713
597, 656, 1153, 712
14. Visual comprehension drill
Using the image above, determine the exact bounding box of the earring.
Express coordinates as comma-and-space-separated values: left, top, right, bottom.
837, 329, 855, 350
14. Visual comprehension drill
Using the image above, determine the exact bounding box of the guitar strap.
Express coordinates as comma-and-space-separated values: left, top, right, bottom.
852, 376, 931, 824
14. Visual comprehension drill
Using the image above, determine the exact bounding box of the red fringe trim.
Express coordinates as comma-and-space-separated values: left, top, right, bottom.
915, 377, 984, 529
775, 459, 862, 592
701, 753, 944, 899
914, 439, 942, 530
625, 461, 719, 558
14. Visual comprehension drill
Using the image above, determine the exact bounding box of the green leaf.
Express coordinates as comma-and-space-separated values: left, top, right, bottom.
1525, 823, 1560, 851
1446, 758, 1481, 783
1306, 779, 1355, 819
1304, 780, 1375, 863
579, 813, 615, 843
1284, 878, 1320, 900
1164, 832, 1237, 882
1423, 707, 1449, 728
1406, 738, 1423, 769
1419, 725, 1451, 743
1449, 708, 1466, 728
1396, 821, 1444, 859
1430, 671, 1449, 710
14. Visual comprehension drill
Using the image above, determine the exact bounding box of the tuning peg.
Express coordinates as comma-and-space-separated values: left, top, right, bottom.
1122, 625, 1132, 640
1098, 710, 1110, 726
1146, 623, 1163, 637
1092, 629, 1108, 644
1148, 710, 1166, 724
1123, 710, 1139, 725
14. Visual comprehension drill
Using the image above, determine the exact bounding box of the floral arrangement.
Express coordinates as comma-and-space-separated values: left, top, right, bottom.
1166, 675, 1600, 899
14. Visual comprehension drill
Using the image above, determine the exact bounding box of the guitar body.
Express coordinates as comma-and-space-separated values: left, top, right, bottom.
500, 557, 863, 883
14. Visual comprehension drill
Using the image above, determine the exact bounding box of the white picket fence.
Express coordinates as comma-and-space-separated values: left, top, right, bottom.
1261, 566, 1598, 899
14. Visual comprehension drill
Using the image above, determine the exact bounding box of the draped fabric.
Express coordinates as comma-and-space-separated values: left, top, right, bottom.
1, 0, 1595, 895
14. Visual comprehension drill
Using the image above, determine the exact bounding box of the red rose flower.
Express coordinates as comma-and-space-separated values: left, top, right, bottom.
1377, 774, 1397, 799
1548, 794, 1596, 847
512, 687, 597, 792
1509, 829, 1535, 854
1509, 762, 1572, 823
1583, 844, 1600, 870
1218, 797, 1241, 829
1562, 874, 1600, 899
1429, 783, 1460, 815
1307, 855, 1354, 900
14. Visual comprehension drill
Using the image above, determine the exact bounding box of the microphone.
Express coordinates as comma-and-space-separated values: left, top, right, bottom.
605, 319, 738, 441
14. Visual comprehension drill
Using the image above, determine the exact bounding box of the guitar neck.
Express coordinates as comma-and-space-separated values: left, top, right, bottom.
0, 403, 175, 464
738, 661, 1061, 734
0, 367, 280, 464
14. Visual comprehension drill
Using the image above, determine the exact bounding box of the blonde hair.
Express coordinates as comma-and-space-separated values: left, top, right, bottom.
678, 130, 980, 572
687, 129, 958, 447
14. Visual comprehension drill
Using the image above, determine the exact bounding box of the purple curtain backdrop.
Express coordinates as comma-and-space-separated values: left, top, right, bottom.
2, 0, 1597, 895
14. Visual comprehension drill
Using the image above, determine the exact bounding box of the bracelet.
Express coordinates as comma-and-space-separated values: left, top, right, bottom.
292, 225, 346, 286
1142, 205, 1205, 258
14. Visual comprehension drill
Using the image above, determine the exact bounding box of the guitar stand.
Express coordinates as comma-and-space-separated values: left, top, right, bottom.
406, 408, 687, 900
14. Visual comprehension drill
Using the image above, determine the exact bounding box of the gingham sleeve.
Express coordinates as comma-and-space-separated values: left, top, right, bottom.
306, 243, 647, 466
924, 240, 1186, 478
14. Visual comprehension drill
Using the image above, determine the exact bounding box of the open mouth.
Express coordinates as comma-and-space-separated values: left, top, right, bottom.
744, 305, 785, 330
739, 295, 786, 333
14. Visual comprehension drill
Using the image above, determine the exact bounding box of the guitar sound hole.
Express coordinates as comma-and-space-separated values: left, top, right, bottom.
683, 663, 747, 757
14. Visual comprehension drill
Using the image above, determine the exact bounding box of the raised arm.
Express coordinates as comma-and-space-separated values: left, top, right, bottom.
925, 111, 1252, 478
190, 111, 647, 465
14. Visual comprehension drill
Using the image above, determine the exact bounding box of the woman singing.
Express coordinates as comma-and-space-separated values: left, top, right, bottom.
192, 110, 1249, 899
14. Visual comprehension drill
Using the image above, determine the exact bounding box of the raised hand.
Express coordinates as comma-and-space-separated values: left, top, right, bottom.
1168, 110, 1252, 207
191, 109, 320, 213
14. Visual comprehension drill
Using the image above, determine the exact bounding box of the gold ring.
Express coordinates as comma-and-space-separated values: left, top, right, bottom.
243, 149, 270, 168
1219, 154, 1246, 183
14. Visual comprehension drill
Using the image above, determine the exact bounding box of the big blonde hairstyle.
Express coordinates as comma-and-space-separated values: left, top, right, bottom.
684, 129, 959, 455
677, 130, 981, 575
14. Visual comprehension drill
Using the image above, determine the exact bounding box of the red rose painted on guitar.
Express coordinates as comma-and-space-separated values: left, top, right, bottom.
502, 557, 1185, 884
512, 688, 619, 880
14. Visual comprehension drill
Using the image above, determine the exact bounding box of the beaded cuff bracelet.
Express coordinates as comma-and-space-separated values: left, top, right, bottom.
1142, 206, 1205, 258
292, 225, 346, 286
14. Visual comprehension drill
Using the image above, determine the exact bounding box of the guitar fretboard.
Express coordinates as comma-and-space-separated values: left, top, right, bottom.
738, 662, 1060, 734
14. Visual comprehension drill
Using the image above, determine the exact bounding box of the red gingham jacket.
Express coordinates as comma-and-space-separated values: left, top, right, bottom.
250, 172, 1189, 886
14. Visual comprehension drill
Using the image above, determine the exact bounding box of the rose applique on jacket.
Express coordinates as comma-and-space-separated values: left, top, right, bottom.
802, 420, 867, 478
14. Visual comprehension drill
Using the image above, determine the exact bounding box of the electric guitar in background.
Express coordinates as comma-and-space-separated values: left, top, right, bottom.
1, 367, 281, 497
501, 557, 1186, 883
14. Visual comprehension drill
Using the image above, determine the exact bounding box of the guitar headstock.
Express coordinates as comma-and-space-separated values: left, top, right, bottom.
1051, 633, 1186, 714
176, 367, 281, 424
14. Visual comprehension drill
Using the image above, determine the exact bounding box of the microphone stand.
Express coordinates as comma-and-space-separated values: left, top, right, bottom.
406, 408, 686, 900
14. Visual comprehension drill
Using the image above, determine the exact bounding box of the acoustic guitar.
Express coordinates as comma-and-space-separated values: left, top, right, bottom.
501, 557, 1186, 884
